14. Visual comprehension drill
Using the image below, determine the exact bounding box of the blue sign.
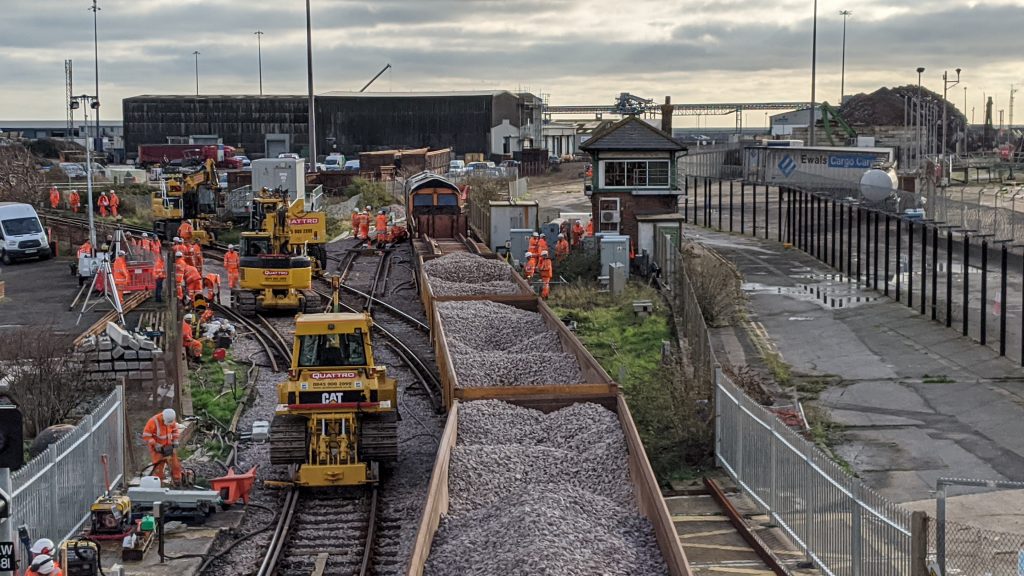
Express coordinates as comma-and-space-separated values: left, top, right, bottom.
778, 155, 797, 177
828, 154, 874, 169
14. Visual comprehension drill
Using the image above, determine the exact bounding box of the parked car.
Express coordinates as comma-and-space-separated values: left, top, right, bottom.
324, 154, 346, 172
278, 153, 301, 160
0, 202, 51, 264
548, 155, 562, 165
234, 155, 252, 168
465, 161, 496, 173
59, 162, 86, 179
449, 159, 466, 176
343, 159, 360, 173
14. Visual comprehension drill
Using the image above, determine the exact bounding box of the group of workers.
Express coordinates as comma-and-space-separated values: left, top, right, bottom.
520, 219, 593, 298
48, 187, 121, 218
351, 206, 404, 247
23, 538, 62, 575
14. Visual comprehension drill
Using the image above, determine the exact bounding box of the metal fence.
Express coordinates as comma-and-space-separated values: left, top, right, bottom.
9, 387, 125, 568
672, 240, 924, 574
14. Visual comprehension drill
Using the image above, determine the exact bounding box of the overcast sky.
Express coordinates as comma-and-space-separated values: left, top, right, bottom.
2, 0, 1023, 126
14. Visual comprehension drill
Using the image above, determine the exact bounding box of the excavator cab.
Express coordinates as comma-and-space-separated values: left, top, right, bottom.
269, 277, 397, 486
232, 232, 315, 316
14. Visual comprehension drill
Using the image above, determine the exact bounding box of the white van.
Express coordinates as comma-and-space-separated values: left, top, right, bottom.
0, 202, 51, 264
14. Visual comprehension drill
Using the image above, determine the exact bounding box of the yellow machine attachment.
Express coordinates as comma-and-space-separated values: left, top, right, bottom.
269, 280, 397, 486
61, 539, 101, 576
151, 159, 221, 244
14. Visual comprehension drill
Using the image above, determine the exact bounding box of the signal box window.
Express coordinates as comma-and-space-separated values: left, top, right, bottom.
298, 334, 368, 367
602, 160, 670, 188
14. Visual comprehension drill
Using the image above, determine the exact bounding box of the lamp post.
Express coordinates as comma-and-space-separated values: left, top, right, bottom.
89, 0, 101, 150
305, 0, 317, 170
917, 67, 925, 169
809, 0, 819, 146
193, 50, 200, 96
942, 69, 961, 165
255, 30, 264, 95
839, 10, 852, 105
70, 94, 100, 247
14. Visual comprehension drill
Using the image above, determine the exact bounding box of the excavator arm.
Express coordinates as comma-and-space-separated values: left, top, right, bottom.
820, 102, 857, 146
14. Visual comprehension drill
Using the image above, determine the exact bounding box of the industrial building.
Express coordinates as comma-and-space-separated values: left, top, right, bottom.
122, 91, 543, 160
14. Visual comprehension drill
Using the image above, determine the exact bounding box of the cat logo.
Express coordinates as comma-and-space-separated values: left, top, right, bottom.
321, 392, 350, 404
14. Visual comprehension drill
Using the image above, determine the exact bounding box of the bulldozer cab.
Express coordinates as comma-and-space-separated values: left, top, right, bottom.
297, 331, 369, 368
239, 233, 275, 257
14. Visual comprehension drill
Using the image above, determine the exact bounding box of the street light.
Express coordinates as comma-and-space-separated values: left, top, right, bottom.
839, 10, 852, 105
89, 0, 101, 150
942, 68, 961, 168
70, 94, 100, 248
809, 0, 819, 146
917, 67, 925, 168
193, 50, 201, 96
305, 0, 317, 170
254, 30, 264, 95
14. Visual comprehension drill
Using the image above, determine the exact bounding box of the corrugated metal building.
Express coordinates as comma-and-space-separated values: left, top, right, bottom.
122, 91, 542, 160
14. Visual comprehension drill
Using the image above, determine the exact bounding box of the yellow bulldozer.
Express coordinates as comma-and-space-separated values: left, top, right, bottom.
151, 158, 221, 244
269, 277, 398, 486
231, 187, 328, 316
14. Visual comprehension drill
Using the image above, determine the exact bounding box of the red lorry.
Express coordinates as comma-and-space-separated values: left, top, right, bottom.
136, 144, 243, 169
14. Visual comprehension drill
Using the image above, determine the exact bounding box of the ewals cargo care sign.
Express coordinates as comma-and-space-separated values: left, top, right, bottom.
743, 145, 895, 191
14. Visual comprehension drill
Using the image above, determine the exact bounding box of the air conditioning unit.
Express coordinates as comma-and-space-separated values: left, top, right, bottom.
600, 210, 620, 223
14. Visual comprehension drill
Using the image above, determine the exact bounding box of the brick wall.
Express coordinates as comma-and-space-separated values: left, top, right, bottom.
591, 192, 679, 248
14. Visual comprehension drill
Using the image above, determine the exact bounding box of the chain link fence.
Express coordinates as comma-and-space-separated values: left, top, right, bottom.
928, 517, 1024, 576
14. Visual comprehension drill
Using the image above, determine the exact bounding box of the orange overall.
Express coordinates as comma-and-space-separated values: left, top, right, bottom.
69, 190, 80, 213
538, 256, 553, 298
143, 413, 182, 484
49, 187, 61, 209
224, 250, 240, 289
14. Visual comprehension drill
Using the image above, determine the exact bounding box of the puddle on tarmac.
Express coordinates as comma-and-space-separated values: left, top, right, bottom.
743, 272, 879, 310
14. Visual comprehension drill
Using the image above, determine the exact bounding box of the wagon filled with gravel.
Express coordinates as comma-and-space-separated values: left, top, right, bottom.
407, 397, 691, 575
432, 298, 617, 409
418, 251, 533, 319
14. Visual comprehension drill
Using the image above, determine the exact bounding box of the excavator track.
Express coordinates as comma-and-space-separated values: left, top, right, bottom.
359, 413, 399, 463
269, 414, 308, 465
232, 289, 258, 317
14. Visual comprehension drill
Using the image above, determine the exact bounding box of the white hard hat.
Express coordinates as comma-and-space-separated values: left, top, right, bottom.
109, 189, 115, 193
175, 251, 184, 258
525, 252, 532, 258
31, 538, 55, 555
30, 555, 55, 575
173, 237, 182, 243
117, 250, 126, 256
365, 205, 371, 210
541, 250, 549, 256
558, 233, 564, 238
228, 244, 235, 250
162, 408, 177, 424
184, 313, 194, 322
532, 232, 539, 237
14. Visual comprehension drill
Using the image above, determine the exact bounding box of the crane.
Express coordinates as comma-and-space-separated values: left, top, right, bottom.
360, 63, 392, 93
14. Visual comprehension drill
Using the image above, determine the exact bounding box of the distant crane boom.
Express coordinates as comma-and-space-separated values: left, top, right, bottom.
360, 63, 392, 93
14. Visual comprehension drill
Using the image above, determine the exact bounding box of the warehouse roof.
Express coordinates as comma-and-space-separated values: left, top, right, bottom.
580, 116, 685, 152
318, 90, 516, 98
125, 95, 304, 100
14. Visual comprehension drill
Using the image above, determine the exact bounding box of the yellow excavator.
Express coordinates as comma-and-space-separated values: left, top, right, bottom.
151, 158, 221, 244
231, 187, 328, 316
269, 276, 398, 486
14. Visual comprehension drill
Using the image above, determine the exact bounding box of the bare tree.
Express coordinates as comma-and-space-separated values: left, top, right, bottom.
0, 144, 46, 205
0, 327, 112, 438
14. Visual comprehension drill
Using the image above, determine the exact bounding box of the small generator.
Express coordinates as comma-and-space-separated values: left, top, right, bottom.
60, 539, 101, 576
90, 494, 132, 535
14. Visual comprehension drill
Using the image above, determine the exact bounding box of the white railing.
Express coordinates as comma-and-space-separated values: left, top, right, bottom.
9, 387, 124, 568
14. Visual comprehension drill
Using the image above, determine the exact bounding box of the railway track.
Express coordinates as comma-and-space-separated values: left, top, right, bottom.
257, 487, 378, 576
211, 302, 291, 372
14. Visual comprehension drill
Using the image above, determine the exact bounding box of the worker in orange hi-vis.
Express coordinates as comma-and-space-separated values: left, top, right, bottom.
174, 251, 188, 301
555, 233, 570, 261
537, 234, 549, 255
177, 219, 194, 242
49, 187, 61, 209
351, 208, 360, 231
77, 239, 92, 259
97, 191, 110, 217
528, 232, 540, 255
69, 189, 81, 213
224, 244, 240, 289
538, 250, 554, 298
189, 239, 204, 274
357, 211, 370, 241
586, 219, 594, 237
523, 251, 537, 280
572, 220, 585, 248
108, 189, 120, 218
183, 263, 203, 303
153, 249, 166, 303
203, 272, 221, 303
111, 250, 129, 303
143, 408, 183, 485
375, 210, 389, 246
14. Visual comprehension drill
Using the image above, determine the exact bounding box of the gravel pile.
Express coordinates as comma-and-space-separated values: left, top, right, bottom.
423, 252, 521, 295
423, 401, 669, 576
437, 301, 583, 387
428, 277, 520, 297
